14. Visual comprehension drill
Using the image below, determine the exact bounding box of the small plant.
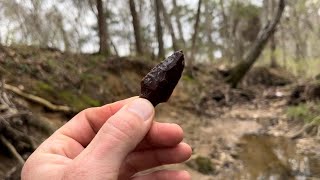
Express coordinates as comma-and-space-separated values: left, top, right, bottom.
286, 103, 320, 124
186, 156, 215, 175
182, 74, 195, 82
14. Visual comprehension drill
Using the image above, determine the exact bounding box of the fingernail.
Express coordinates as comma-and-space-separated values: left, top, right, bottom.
127, 98, 153, 121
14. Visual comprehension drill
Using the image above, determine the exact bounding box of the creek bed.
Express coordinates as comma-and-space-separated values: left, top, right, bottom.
236, 134, 320, 179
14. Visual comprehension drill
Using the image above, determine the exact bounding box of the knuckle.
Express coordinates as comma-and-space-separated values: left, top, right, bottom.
100, 111, 143, 144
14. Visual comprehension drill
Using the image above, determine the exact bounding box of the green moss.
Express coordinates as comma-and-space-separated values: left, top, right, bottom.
37, 81, 54, 91
46, 59, 57, 69
182, 74, 195, 82
195, 156, 214, 174
86, 54, 105, 67
81, 94, 101, 107
287, 103, 320, 124
59, 91, 82, 110
34, 81, 101, 110
186, 156, 214, 175
58, 91, 101, 110
33, 81, 57, 100
80, 73, 103, 82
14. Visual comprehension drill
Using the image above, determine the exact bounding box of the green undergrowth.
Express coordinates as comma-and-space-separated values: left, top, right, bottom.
286, 102, 320, 124
182, 74, 196, 82
186, 156, 215, 175
258, 49, 320, 79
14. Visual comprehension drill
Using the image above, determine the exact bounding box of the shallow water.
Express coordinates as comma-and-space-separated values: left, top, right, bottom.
237, 134, 320, 180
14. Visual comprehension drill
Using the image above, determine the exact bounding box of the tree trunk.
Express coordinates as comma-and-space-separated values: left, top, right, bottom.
110, 40, 119, 57
226, 0, 285, 88
129, 0, 143, 55
269, 0, 278, 68
204, 2, 215, 60
270, 34, 277, 67
172, 0, 185, 46
280, 24, 287, 68
190, 0, 203, 65
155, 0, 165, 59
159, 0, 178, 51
96, 0, 111, 55
219, 0, 232, 62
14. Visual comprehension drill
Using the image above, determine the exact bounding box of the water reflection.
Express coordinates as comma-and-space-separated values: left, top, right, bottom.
237, 134, 319, 180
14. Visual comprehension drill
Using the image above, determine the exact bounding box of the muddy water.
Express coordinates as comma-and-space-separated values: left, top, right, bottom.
237, 135, 320, 180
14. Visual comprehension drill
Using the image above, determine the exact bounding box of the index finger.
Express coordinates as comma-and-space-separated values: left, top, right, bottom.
55, 97, 138, 147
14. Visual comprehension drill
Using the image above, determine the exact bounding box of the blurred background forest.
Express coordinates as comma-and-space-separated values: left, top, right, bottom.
0, 0, 320, 179
0, 0, 319, 74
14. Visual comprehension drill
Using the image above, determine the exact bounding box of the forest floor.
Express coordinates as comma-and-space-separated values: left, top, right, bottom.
0, 46, 319, 179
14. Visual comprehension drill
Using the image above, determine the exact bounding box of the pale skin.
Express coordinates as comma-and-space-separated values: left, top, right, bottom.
22, 97, 192, 180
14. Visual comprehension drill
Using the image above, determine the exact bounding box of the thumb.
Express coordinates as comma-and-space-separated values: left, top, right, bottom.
80, 98, 154, 169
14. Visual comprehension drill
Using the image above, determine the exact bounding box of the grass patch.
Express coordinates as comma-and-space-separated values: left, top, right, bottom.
286, 102, 320, 124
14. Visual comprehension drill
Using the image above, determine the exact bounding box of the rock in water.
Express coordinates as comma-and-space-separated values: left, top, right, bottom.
139, 51, 185, 106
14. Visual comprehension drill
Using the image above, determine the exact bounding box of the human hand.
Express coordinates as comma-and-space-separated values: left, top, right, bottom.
22, 97, 192, 180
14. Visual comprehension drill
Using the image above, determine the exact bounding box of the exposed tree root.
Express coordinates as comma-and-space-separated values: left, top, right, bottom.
4, 83, 73, 113
0, 135, 25, 165
0, 81, 57, 177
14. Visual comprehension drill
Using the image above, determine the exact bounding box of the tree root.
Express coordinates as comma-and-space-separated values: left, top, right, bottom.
4, 83, 73, 113
0, 135, 25, 165
0, 81, 57, 173
5, 165, 23, 180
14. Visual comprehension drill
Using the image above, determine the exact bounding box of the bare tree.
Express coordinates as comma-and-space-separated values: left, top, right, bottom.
268, 0, 278, 68
190, 0, 203, 64
155, 0, 165, 59
96, 0, 111, 55
129, 0, 143, 55
226, 0, 285, 88
204, 1, 215, 60
172, 0, 185, 46
159, 0, 178, 51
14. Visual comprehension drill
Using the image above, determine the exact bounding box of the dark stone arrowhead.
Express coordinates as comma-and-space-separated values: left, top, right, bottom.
139, 51, 185, 106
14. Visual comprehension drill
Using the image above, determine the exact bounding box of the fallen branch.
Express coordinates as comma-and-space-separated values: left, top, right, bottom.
0, 135, 25, 165
290, 115, 320, 140
4, 83, 73, 113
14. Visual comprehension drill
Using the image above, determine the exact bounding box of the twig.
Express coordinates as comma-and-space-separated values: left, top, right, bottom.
0, 135, 25, 165
3, 83, 73, 113
0, 111, 30, 119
